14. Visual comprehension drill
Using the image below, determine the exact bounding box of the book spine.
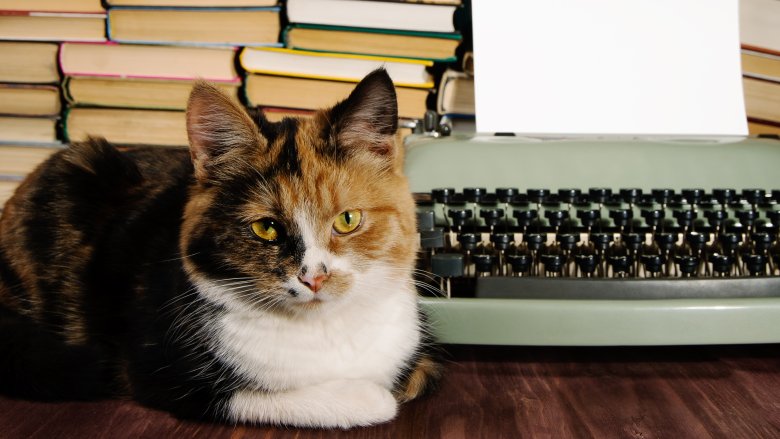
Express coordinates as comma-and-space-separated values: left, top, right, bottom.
248, 47, 434, 66
59, 43, 243, 83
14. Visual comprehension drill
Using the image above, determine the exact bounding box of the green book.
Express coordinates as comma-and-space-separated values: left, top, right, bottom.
283, 24, 461, 62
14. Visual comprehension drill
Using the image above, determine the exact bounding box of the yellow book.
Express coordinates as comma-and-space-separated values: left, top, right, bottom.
742, 50, 780, 82
0, 144, 61, 177
0, 42, 59, 83
0, 12, 106, 42
240, 47, 434, 88
64, 76, 239, 110
65, 107, 188, 147
108, 7, 280, 46
0, 84, 61, 117
244, 74, 430, 119
0, 116, 58, 144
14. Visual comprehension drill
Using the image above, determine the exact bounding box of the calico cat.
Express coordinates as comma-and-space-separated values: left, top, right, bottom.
0, 69, 439, 428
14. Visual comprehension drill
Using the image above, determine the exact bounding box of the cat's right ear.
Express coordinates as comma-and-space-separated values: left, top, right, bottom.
186, 81, 263, 182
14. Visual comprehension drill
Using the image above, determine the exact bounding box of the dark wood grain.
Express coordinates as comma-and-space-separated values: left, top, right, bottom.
1, 345, 779, 439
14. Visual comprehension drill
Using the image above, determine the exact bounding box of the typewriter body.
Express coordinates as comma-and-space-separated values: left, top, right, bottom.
404, 133, 780, 345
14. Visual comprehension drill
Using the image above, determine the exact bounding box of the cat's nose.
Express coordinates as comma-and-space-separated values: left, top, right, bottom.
298, 273, 330, 293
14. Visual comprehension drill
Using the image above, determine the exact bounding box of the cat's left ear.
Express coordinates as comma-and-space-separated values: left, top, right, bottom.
327, 68, 399, 165
186, 81, 263, 181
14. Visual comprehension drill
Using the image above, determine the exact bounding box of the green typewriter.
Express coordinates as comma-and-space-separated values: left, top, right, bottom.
404, 132, 780, 346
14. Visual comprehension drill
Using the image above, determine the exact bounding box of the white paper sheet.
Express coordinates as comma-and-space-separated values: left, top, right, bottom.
472, 0, 748, 136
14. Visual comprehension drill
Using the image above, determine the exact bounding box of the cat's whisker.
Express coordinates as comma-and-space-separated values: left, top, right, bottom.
151, 252, 202, 264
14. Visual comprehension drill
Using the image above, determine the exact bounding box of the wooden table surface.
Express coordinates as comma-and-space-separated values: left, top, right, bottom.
2, 344, 779, 439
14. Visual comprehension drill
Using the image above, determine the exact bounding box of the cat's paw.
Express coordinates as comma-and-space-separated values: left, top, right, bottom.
228, 379, 398, 429
317, 379, 398, 429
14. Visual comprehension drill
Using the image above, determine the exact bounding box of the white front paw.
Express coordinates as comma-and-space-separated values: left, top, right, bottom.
228, 380, 398, 429
320, 379, 398, 429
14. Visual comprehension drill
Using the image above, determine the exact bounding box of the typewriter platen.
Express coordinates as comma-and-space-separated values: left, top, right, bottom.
405, 134, 780, 345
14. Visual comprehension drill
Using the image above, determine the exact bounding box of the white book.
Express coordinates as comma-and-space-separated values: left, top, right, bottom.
286, 0, 458, 33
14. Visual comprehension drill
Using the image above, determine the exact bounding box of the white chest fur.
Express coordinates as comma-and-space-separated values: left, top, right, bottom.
212, 283, 421, 392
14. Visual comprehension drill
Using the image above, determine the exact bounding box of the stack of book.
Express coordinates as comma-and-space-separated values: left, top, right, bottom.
740, 0, 780, 135
243, 0, 464, 123
0, 0, 106, 145
61, 42, 241, 146
437, 51, 475, 132
0, 0, 104, 205
63, 0, 280, 147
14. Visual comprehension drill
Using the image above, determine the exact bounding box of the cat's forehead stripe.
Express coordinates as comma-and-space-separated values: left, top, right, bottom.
271, 118, 301, 176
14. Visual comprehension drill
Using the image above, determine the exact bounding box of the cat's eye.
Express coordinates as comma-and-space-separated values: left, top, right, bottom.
251, 218, 283, 242
333, 210, 363, 235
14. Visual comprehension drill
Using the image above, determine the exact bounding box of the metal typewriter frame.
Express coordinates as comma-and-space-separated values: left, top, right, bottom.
405, 134, 780, 345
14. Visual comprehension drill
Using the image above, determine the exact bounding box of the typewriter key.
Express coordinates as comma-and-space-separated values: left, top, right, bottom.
416, 210, 435, 231
496, 187, 519, 203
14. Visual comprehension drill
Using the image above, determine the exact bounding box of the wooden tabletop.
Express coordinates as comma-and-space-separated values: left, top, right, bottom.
2, 344, 779, 438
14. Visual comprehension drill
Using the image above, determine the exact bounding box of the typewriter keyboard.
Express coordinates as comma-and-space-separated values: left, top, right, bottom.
415, 187, 780, 299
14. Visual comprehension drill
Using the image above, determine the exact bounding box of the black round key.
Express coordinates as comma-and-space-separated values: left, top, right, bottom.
558, 189, 582, 204
556, 233, 579, 250
577, 209, 601, 227
457, 233, 479, 251
744, 254, 767, 276
588, 187, 612, 204
592, 233, 613, 250
524, 233, 546, 251
676, 255, 699, 275
417, 210, 435, 231
430, 253, 464, 277
609, 209, 633, 227
496, 187, 519, 203
673, 209, 697, 227
620, 188, 643, 204
767, 210, 780, 227
513, 209, 538, 227
622, 233, 644, 251
527, 189, 550, 204
541, 254, 564, 273
712, 189, 736, 206
772, 190, 780, 202
753, 232, 773, 252
736, 209, 757, 227
652, 189, 675, 205
432, 187, 456, 204
463, 187, 487, 203
682, 189, 705, 205
507, 252, 532, 273
641, 208, 665, 226
575, 254, 598, 274
420, 228, 445, 249
447, 209, 472, 227
608, 255, 632, 274
473, 253, 493, 274
654, 232, 678, 251
704, 209, 728, 227
742, 189, 766, 205
544, 209, 569, 227
490, 233, 513, 250
685, 231, 709, 250
710, 254, 733, 274
641, 254, 664, 274
479, 208, 504, 227
719, 233, 740, 252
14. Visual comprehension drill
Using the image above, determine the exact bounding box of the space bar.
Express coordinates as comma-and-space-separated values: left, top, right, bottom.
475, 276, 780, 300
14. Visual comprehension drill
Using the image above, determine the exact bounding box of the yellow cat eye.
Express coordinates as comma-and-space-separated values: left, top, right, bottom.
251, 218, 281, 242
333, 210, 363, 235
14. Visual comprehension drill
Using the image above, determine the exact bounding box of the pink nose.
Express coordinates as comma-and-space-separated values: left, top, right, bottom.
298, 273, 330, 293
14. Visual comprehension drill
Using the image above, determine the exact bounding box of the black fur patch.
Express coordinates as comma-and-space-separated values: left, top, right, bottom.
273, 118, 301, 176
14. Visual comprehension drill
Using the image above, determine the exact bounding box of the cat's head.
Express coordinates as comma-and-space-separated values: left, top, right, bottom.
181, 69, 417, 316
